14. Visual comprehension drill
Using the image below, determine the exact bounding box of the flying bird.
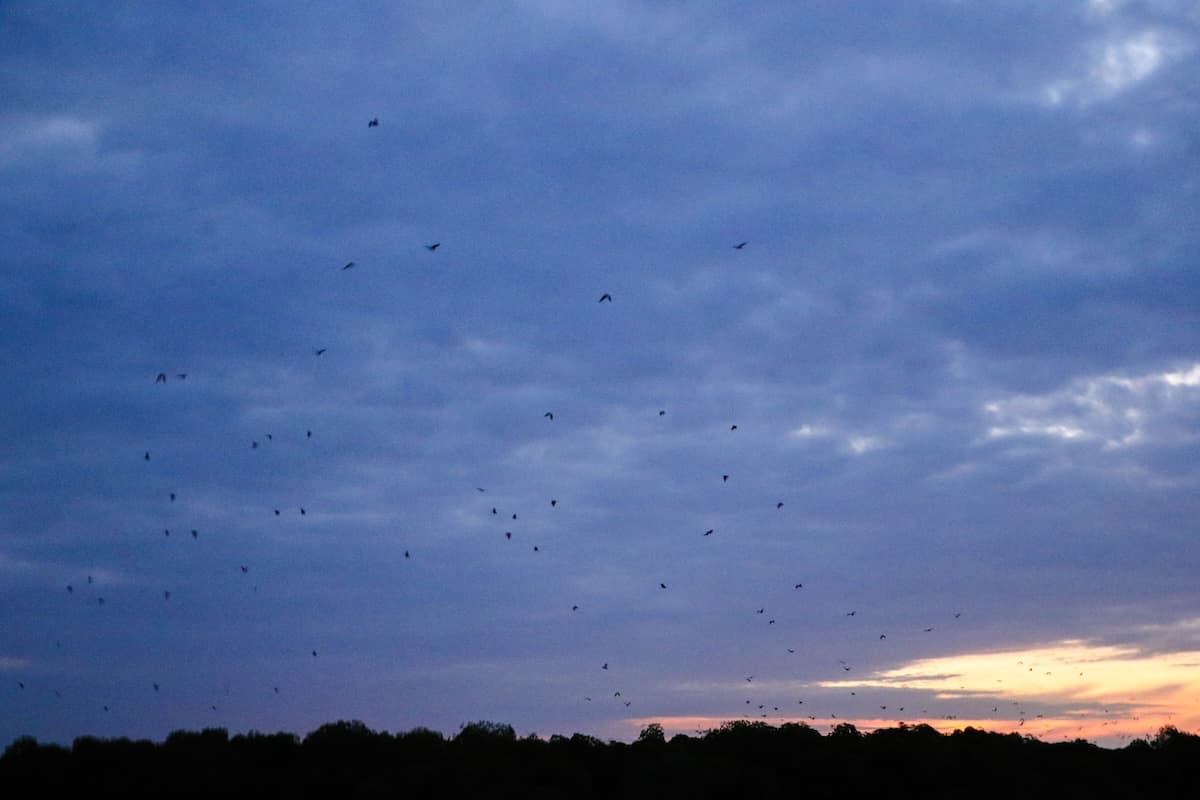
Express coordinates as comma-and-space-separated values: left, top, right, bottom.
776, 502, 784, 509
368, 118, 379, 127
240, 566, 248, 574
425, 242, 440, 251
659, 582, 667, 589
191, 530, 198, 539
703, 529, 713, 536
169, 492, 176, 502
155, 373, 167, 384
404, 550, 410, 559
505, 532, 512, 540
144, 451, 150, 461
342, 262, 355, 270
544, 412, 553, 420
306, 430, 312, 438
658, 410, 665, 416
176, 373, 187, 380
733, 242, 747, 249
550, 500, 557, 507
730, 424, 738, 431
598, 293, 612, 303
313, 348, 326, 356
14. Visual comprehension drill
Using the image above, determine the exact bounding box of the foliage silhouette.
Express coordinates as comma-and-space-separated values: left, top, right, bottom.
2, 720, 1196, 797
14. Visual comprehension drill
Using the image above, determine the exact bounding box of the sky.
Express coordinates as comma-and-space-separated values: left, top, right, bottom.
2, 0, 1199, 750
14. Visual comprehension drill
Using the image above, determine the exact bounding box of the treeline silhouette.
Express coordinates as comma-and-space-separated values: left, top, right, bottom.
3, 720, 1198, 797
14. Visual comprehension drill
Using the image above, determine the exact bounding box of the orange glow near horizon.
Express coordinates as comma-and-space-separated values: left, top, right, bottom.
618, 634, 1200, 747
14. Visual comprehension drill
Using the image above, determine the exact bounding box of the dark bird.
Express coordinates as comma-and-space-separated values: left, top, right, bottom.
550, 499, 557, 507
776, 502, 784, 509
314, 348, 326, 356
368, 118, 379, 127
954, 612, 962, 618
88, 575, 93, 584
492, 508, 497, 514
155, 373, 167, 384
153, 683, 159, 692
571, 605, 579, 611
756, 608, 765, 614
266, 434, 272, 441
251, 441, 258, 449
794, 583, 803, 589
787, 648, 795, 653
730, 424, 738, 431
658, 410, 665, 416
476, 487, 486, 492
342, 262, 355, 270
404, 550, 410, 559
733, 242, 747, 249
923, 627, 934, 632
163, 591, 170, 600
768, 619, 776, 624
66, 585, 73, 593
425, 242, 440, 251
746, 676, 754, 682
846, 611, 856, 616
274, 509, 280, 516
240, 566, 248, 574
306, 430, 312, 438
300, 508, 306, 515
879, 634, 887, 640
191, 529, 198, 539
505, 532, 512, 540
614, 691, 621, 697
704, 529, 714, 536
164, 529, 170, 536
660, 582, 667, 589
512, 513, 517, 520
311, 650, 317, 657
274, 687, 280, 694
533, 546, 539, 552
144, 451, 150, 461
544, 412, 553, 420
722, 474, 729, 482
170, 492, 176, 502
97, 597, 105, 605
176, 373, 187, 380
602, 663, 608, 670
598, 293, 612, 303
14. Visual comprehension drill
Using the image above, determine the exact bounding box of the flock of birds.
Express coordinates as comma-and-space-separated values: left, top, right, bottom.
12, 114, 1143, 746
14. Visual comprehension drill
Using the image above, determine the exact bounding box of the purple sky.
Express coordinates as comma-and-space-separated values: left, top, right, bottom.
2, 1, 1199, 748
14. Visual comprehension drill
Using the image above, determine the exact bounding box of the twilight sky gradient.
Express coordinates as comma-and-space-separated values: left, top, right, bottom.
3, 1, 1199, 748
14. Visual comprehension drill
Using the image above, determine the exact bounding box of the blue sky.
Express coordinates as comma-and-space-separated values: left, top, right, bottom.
2, 1, 1199, 747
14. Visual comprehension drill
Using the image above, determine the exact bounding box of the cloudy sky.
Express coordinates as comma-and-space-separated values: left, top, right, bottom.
3, 1, 1199, 749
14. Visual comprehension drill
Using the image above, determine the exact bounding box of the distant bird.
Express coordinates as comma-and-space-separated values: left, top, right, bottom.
164, 529, 170, 536
170, 492, 176, 502
240, 566, 248, 574
313, 348, 326, 356
144, 451, 150, 461
846, 611, 856, 616
533, 546, 539, 552
505, 532, 512, 540
776, 502, 784, 509
571, 605, 579, 611
88, 575, 93, 584
274, 509, 280, 516
768, 619, 776, 625
163, 591, 170, 600
879, 634, 887, 640
425, 242, 440, 251
368, 118, 379, 127
722, 474, 729, 482
300, 507, 306, 515
730, 424, 738, 431
342, 262, 355, 270
176, 373, 187, 380
794, 583, 803, 589
191, 529, 198, 539
274, 687, 280, 694
660, 582, 667, 589
512, 513, 517, 520
404, 551, 410, 559
923, 627, 934, 632
550, 500, 557, 507
266, 434, 272, 441
787, 649, 795, 654
492, 508, 497, 514
155, 373, 167, 384
476, 487, 486, 492
251, 441, 258, 449
954, 612, 962, 618
602, 663, 608, 670
544, 412, 553, 420
311, 650, 317, 657
97, 597, 105, 605
756, 608, 765, 614
733, 242, 747, 249
703, 529, 713, 536
746, 676, 753, 683
598, 293, 612, 303
306, 430, 312, 438
153, 683, 159, 692
658, 410, 665, 416
66, 585, 73, 593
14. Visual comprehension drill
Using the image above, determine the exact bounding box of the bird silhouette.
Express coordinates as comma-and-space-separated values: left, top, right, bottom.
144, 451, 150, 461
730, 424, 738, 431
176, 373, 187, 380
313, 348, 326, 356
240, 566, 248, 574
155, 373, 167, 384
660, 582, 667, 589
191, 530, 198, 539
300, 508, 306, 515
722, 474, 729, 482
598, 293, 612, 303
550, 499, 557, 507
704, 529, 713, 536
163, 591, 170, 600
368, 118, 379, 127
169, 492, 176, 502
794, 583, 803, 589
342, 262, 355, 270
505, 532, 512, 540
733, 242, 747, 249
776, 502, 784, 509
425, 242, 440, 251
404, 550, 410, 559
658, 410, 665, 416
306, 430, 312, 438
544, 412, 553, 420
602, 663, 608, 670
